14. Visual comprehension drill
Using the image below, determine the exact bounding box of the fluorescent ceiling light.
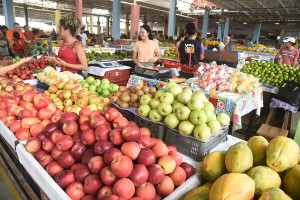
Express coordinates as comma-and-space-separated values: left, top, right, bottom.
275, 22, 279, 25
243, 22, 247, 24
154, 22, 158, 23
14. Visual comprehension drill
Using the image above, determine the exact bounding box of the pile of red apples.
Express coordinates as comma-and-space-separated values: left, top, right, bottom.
25, 108, 195, 200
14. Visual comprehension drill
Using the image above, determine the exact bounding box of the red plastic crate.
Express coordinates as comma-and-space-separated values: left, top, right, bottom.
89, 69, 130, 86
180, 64, 200, 73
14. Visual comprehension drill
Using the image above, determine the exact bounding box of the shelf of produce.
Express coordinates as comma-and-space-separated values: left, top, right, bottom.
0, 120, 18, 151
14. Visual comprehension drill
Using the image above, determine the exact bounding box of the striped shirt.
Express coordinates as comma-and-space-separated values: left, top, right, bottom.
278, 47, 299, 66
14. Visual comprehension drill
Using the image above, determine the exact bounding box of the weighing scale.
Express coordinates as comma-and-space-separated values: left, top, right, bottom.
88, 60, 120, 68
134, 67, 172, 80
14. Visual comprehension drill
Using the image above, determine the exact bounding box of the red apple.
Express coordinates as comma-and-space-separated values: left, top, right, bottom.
41, 119, 51, 128
50, 130, 64, 144
88, 156, 105, 174
121, 142, 141, 160
84, 174, 103, 195
36, 132, 47, 142
156, 176, 174, 197
137, 149, 156, 166
9, 120, 22, 133
59, 112, 79, 125
80, 121, 90, 131
23, 90, 35, 102
128, 164, 149, 186
90, 110, 102, 119
55, 170, 75, 189
147, 164, 165, 185
79, 107, 92, 116
16, 128, 31, 140
102, 148, 121, 165
63, 120, 79, 136
135, 182, 156, 200
18, 108, 33, 120
113, 178, 135, 199
104, 108, 121, 122
81, 129, 96, 146
79, 115, 90, 124
151, 142, 169, 158
169, 166, 186, 186
82, 195, 96, 200
66, 182, 86, 200
26, 137, 41, 153
180, 162, 195, 179
94, 140, 114, 156
100, 166, 118, 186
4, 116, 16, 127
113, 116, 129, 129
122, 125, 141, 142
56, 135, 74, 151
75, 165, 91, 182
42, 138, 55, 152
95, 124, 112, 141
140, 127, 151, 136
71, 142, 88, 162
44, 122, 59, 136
33, 97, 48, 110
38, 154, 54, 168
154, 194, 162, 200
151, 138, 162, 146
138, 135, 152, 150
157, 155, 176, 174
35, 150, 48, 160
96, 186, 113, 200
167, 145, 177, 152
46, 161, 64, 177
111, 155, 133, 178
38, 108, 52, 120
81, 149, 95, 165
73, 131, 82, 143
51, 147, 63, 160
168, 151, 183, 166
30, 123, 44, 137
89, 115, 107, 129
57, 151, 75, 169
51, 114, 61, 123
109, 129, 124, 146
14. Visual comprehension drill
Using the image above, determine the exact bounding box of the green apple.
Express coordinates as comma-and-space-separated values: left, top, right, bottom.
165, 81, 177, 91
101, 82, 110, 90
109, 84, 119, 93
96, 87, 102, 94
160, 92, 174, 104
176, 106, 191, 121
102, 89, 110, 97
207, 120, 221, 134
182, 87, 192, 94
85, 76, 95, 85
172, 99, 179, 106
193, 124, 211, 140
192, 90, 206, 99
149, 98, 160, 109
82, 82, 89, 88
149, 109, 162, 122
172, 102, 184, 113
155, 90, 165, 99
178, 121, 194, 135
76, 79, 83, 83
168, 85, 182, 98
177, 91, 192, 104
204, 109, 217, 122
190, 109, 207, 125
187, 97, 204, 111
88, 84, 97, 92
140, 95, 152, 105
138, 104, 151, 117
94, 79, 101, 87
87, 104, 98, 111
101, 78, 110, 84
164, 113, 180, 129
217, 113, 230, 126
157, 102, 172, 116
203, 102, 215, 112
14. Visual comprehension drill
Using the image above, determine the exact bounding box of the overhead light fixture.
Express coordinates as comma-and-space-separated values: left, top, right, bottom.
154, 22, 158, 23
275, 22, 279, 25
243, 22, 247, 24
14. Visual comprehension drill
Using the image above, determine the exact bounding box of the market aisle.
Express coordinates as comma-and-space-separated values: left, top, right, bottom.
0, 162, 21, 200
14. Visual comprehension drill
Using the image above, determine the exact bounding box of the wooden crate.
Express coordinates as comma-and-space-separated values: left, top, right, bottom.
257, 124, 288, 141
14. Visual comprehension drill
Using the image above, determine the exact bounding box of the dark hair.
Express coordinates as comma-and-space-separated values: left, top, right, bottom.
0, 26, 8, 30
24, 25, 28, 28
176, 34, 185, 42
138, 25, 153, 40
185, 23, 197, 36
80, 27, 85, 31
13, 31, 20, 39
59, 15, 81, 36
13, 23, 19, 26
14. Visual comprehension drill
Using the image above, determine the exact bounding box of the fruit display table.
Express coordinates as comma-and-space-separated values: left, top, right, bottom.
127, 75, 167, 88
260, 83, 279, 94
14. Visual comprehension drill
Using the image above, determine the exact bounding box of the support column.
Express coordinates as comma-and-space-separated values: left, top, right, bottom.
24, 4, 28, 26
75, 0, 83, 23
231, 28, 235, 39
13, 5, 16, 22
164, 21, 168, 36
130, 4, 140, 39
211, 27, 216, 38
217, 23, 223, 41
112, 0, 121, 39
194, 19, 199, 33
252, 23, 261, 43
201, 9, 210, 39
90, 16, 93, 34
167, 0, 176, 37
223, 17, 230, 39
110, 19, 112, 35
298, 30, 300, 39
97, 18, 101, 34
177, 26, 181, 36
55, 11, 61, 32
143, 15, 147, 25
106, 16, 110, 35
3, 0, 14, 28
125, 15, 129, 37
86, 17, 89, 32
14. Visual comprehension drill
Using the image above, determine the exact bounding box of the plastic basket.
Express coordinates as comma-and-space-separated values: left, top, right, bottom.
133, 114, 166, 141
110, 103, 135, 121
180, 64, 200, 73
163, 48, 181, 69
164, 126, 229, 161
89, 69, 130, 86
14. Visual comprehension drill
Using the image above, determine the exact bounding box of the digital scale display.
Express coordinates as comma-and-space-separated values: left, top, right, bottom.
88, 60, 119, 68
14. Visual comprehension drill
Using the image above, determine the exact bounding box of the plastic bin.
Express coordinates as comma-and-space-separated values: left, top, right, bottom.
89, 68, 130, 86
37, 80, 49, 91
110, 103, 135, 121
164, 126, 229, 161
133, 114, 166, 141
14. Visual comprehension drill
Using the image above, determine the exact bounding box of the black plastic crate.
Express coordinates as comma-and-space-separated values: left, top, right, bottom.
37, 80, 49, 91
133, 114, 166, 141
164, 126, 229, 161
110, 103, 135, 121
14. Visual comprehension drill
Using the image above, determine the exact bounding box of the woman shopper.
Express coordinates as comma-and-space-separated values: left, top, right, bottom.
275, 37, 299, 67
175, 34, 185, 48
48, 14, 88, 73
132, 25, 161, 70
11, 31, 26, 58
178, 23, 204, 65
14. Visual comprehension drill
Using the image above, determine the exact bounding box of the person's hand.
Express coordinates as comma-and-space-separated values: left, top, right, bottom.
52, 57, 66, 67
20, 57, 32, 64
149, 56, 158, 63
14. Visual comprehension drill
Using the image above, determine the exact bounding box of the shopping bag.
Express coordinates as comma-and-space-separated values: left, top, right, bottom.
276, 80, 300, 106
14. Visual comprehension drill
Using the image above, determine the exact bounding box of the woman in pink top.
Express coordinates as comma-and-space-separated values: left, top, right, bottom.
275, 37, 299, 67
48, 15, 87, 73
132, 25, 161, 70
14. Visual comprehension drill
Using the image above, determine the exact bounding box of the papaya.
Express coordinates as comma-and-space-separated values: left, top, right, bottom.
183, 182, 212, 200
201, 151, 227, 182
247, 136, 268, 166
298, 153, 300, 164
209, 173, 255, 200
266, 136, 299, 172
247, 166, 281, 195
225, 142, 253, 173
259, 187, 292, 200
283, 164, 300, 199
